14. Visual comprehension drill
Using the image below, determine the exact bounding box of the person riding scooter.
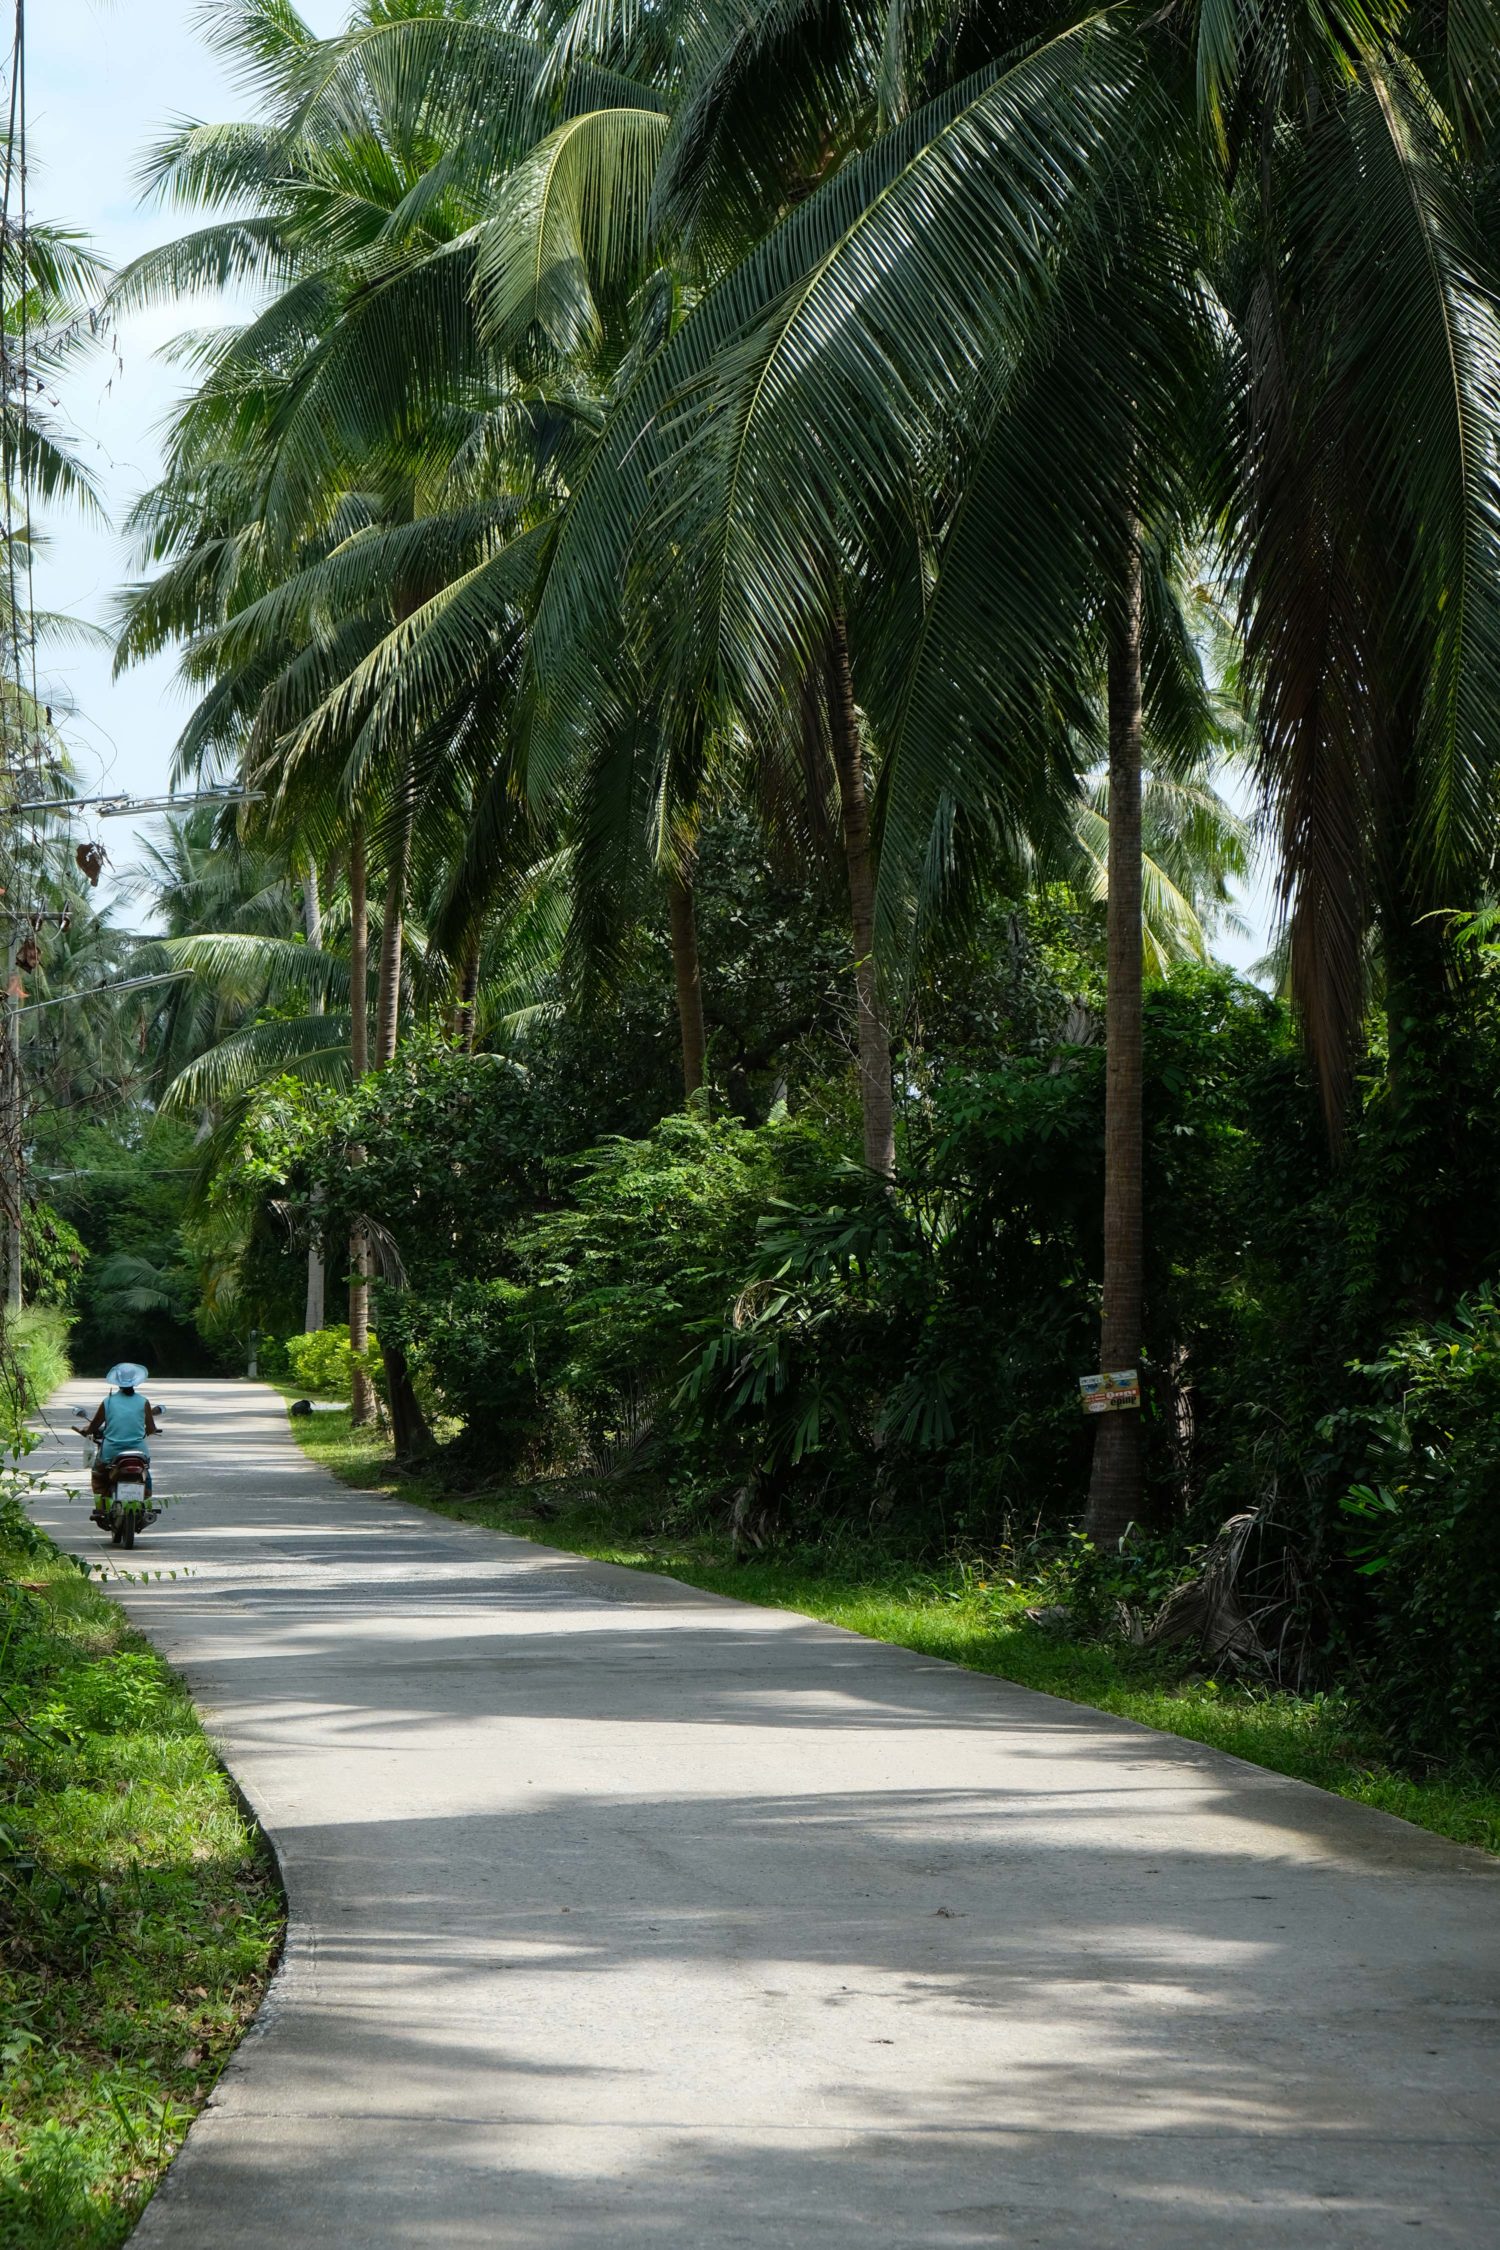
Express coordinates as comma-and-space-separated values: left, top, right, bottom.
80, 1363, 162, 1500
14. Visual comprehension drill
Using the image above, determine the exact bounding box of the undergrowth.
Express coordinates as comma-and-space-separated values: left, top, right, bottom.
288, 1403, 1500, 1858
0, 1451, 282, 2247
11, 1313, 70, 1416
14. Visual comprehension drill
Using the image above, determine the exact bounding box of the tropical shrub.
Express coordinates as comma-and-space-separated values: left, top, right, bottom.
43, 1118, 218, 1374
21, 1205, 86, 1309
9, 1311, 72, 1414
284, 1324, 379, 1401
405, 1110, 847, 1468
1332, 1291, 1500, 1762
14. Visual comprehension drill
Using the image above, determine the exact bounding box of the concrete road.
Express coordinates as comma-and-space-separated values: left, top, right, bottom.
30, 1378, 1500, 2248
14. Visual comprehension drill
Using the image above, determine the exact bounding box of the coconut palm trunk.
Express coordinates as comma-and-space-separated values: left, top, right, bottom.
668, 863, 707, 1101
368, 798, 431, 1456
374, 806, 413, 1069
827, 614, 895, 1179
349, 830, 370, 1078
348, 823, 376, 1428
302, 867, 327, 1332
453, 942, 480, 1053
1085, 524, 1145, 1544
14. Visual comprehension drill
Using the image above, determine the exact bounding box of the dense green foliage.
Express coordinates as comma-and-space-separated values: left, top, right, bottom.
33, 1122, 219, 1379
284, 1324, 377, 1400
1334, 1294, 1500, 1764
9, 1314, 72, 1419
220, 920, 1500, 1775
239, 953, 1281, 1524
20, 1211, 86, 1315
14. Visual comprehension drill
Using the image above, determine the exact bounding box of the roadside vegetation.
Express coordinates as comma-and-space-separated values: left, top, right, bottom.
0, 1412, 282, 2246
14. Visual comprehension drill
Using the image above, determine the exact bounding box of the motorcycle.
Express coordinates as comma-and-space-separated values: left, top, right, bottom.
76, 1409, 165, 1548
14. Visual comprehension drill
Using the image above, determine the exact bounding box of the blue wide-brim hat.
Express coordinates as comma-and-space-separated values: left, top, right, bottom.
106, 1362, 149, 1389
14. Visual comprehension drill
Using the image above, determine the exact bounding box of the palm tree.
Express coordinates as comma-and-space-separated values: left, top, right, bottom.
1224, 37, 1500, 1282
1, 186, 109, 1312
514, 4, 1224, 1542
108, 0, 1500, 1526
204, 5, 1213, 1515
1, 210, 106, 521
523, 0, 1500, 1534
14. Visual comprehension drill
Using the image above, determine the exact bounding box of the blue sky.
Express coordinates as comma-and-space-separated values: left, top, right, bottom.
31, 0, 1275, 965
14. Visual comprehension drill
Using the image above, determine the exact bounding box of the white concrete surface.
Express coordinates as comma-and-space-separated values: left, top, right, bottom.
29, 1377, 1500, 2248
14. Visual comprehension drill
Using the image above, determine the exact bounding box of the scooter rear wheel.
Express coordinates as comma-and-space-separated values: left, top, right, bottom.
121, 1517, 135, 1550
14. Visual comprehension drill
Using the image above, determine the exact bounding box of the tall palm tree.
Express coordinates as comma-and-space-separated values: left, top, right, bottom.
522, 0, 1500, 1533
1, 185, 109, 1311
109, 0, 1500, 1527
1, 211, 106, 521
1225, 36, 1500, 1155
514, 3, 1223, 1541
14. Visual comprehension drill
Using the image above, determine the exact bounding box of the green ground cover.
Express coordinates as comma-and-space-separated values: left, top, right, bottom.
0, 1460, 283, 2247
11, 1315, 71, 1414
289, 1403, 1500, 1858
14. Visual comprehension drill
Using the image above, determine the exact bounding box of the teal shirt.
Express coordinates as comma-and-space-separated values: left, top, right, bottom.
100, 1391, 150, 1460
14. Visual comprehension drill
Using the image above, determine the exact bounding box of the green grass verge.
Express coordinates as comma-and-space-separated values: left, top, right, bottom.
11, 1311, 71, 1415
0, 1501, 283, 2247
286, 1403, 1500, 1857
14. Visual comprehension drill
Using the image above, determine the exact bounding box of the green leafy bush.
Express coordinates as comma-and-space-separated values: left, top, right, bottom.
284, 1324, 379, 1400
1331, 1289, 1500, 1761
40, 1117, 219, 1376
9, 1312, 71, 1414
231, 969, 1326, 1543
405, 1111, 845, 1469
21, 1206, 85, 1310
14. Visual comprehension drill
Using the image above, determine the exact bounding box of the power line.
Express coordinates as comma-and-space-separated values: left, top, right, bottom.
13, 788, 265, 819
17, 970, 189, 1017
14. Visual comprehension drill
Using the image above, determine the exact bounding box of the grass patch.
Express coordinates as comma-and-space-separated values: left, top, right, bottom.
0, 1477, 283, 2248
286, 1404, 1500, 1858
10, 1312, 71, 1416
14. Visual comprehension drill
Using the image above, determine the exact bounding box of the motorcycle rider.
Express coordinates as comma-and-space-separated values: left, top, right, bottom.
81, 1363, 161, 1499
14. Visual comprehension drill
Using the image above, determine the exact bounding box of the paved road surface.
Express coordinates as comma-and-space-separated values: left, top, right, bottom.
30, 1378, 1500, 2247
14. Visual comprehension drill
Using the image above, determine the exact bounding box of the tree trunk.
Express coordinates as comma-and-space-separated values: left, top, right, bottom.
302, 865, 323, 953
827, 615, 895, 1178
372, 804, 430, 1450
1382, 907, 1456, 1326
348, 825, 375, 1427
349, 826, 370, 1079
375, 806, 412, 1070
1085, 523, 1146, 1546
453, 943, 480, 1054
668, 864, 707, 1101
303, 868, 326, 1333
383, 1337, 429, 1462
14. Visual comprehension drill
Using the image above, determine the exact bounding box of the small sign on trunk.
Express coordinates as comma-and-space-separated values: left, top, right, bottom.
1078, 1370, 1139, 1414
